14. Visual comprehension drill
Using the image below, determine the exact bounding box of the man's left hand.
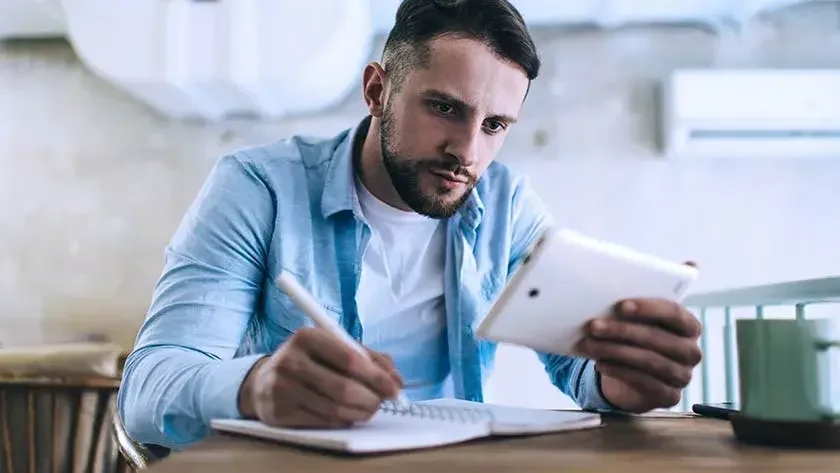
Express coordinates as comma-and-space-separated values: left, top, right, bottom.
575, 285, 703, 413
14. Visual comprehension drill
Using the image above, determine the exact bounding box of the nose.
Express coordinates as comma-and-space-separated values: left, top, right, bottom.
443, 123, 481, 169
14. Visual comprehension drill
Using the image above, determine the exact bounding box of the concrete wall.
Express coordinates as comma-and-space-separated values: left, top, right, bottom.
1, 2, 838, 407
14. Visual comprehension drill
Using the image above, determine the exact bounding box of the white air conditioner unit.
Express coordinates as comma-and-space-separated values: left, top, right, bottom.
661, 69, 840, 159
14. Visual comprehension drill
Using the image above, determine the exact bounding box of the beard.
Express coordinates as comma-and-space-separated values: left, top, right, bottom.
379, 104, 477, 219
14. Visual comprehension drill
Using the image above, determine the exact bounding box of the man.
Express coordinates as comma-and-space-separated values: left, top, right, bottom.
119, 0, 703, 451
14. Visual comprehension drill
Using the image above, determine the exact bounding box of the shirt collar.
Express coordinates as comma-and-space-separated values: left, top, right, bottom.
320, 115, 484, 229
320, 116, 369, 219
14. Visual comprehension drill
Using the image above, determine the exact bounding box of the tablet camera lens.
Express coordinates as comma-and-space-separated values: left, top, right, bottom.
528, 288, 539, 298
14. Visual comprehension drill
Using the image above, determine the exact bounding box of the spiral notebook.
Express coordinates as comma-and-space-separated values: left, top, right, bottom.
210, 399, 602, 454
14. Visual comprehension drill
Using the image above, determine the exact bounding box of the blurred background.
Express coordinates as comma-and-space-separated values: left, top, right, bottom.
1, 0, 839, 409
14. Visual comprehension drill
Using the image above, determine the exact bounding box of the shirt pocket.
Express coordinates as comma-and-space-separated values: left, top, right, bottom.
267, 269, 343, 335
479, 272, 505, 305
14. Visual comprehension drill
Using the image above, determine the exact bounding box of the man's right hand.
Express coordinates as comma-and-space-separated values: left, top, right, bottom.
237, 327, 404, 428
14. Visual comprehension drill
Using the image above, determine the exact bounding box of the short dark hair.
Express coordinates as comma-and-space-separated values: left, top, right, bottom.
381, 0, 540, 91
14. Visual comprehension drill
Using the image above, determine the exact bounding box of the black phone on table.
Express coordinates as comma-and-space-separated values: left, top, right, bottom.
691, 402, 740, 420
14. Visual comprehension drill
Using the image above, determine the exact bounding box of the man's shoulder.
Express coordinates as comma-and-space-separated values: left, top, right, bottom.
474, 160, 553, 236
226, 128, 351, 175
475, 161, 533, 204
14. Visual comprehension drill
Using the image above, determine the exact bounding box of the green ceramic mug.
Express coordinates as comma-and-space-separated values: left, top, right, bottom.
737, 318, 840, 422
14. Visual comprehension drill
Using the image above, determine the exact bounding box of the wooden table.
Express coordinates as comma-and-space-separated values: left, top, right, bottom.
145, 413, 840, 472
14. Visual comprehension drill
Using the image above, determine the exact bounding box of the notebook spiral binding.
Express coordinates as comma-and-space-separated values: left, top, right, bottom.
379, 400, 495, 424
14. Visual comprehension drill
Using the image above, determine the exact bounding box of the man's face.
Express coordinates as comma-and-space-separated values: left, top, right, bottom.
379, 37, 530, 219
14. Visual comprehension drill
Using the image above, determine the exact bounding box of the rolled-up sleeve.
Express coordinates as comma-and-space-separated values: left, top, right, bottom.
537, 354, 616, 411
118, 154, 275, 449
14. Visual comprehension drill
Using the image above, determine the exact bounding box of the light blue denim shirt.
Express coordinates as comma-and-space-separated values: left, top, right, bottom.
118, 117, 613, 451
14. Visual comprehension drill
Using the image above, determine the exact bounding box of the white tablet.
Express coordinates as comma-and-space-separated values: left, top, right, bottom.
475, 228, 699, 356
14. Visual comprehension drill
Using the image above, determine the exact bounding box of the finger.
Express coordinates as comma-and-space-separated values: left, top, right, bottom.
277, 347, 384, 412
368, 350, 395, 373
614, 299, 701, 339
295, 328, 401, 398
253, 373, 346, 428
280, 375, 377, 425
577, 338, 692, 388
597, 362, 682, 408
368, 350, 405, 389
275, 404, 349, 429
587, 318, 703, 366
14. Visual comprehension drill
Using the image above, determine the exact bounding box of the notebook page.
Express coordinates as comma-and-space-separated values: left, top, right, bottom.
210, 410, 489, 454
419, 399, 602, 435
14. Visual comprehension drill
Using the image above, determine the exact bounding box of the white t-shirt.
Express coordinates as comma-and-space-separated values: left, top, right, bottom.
354, 176, 452, 400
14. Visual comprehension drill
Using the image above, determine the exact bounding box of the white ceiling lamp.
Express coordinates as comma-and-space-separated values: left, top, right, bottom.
56, 0, 374, 121
0, 0, 66, 39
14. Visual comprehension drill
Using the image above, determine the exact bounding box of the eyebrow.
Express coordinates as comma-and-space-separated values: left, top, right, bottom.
422, 89, 518, 124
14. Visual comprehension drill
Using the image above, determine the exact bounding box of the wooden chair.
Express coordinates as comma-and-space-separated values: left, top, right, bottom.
0, 342, 156, 472
0, 374, 129, 473
110, 400, 156, 471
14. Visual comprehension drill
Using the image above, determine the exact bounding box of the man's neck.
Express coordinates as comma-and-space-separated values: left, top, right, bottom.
355, 117, 414, 212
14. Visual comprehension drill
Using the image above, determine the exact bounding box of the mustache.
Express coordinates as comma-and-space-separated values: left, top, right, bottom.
426, 159, 475, 180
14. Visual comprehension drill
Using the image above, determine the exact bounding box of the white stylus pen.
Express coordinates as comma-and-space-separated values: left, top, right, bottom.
275, 271, 410, 406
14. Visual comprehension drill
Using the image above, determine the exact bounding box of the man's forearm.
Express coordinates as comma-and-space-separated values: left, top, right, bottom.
118, 345, 265, 450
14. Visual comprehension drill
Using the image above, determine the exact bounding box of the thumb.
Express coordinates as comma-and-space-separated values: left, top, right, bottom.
366, 348, 397, 373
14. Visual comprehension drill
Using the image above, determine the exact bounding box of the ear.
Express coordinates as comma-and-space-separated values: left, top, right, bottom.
362, 62, 387, 118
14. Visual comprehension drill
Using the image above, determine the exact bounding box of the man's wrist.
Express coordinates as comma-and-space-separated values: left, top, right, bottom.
595, 370, 628, 412
236, 355, 269, 419
575, 360, 621, 412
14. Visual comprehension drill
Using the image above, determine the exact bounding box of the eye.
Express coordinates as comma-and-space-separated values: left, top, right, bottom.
431, 101, 455, 115
484, 120, 507, 134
